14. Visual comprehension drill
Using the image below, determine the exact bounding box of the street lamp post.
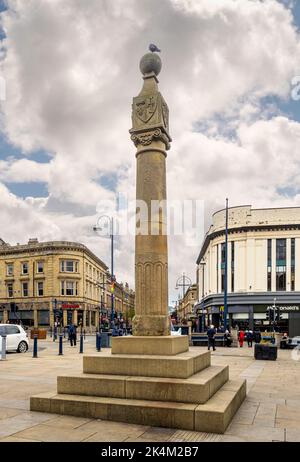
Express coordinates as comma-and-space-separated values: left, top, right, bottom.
93, 215, 115, 326
175, 273, 192, 322
224, 198, 229, 332
272, 297, 277, 334
199, 260, 206, 333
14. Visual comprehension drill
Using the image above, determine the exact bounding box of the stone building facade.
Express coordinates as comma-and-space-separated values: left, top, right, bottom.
196, 205, 300, 336
177, 284, 197, 321
0, 238, 135, 330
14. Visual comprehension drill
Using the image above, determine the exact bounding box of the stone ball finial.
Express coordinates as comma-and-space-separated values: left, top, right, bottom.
140, 52, 162, 76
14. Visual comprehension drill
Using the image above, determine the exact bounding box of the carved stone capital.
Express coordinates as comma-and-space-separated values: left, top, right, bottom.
131, 128, 170, 150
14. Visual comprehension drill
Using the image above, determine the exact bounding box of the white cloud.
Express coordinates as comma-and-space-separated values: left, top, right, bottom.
1, 0, 300, 301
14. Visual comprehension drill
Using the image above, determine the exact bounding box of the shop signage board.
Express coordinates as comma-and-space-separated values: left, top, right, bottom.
62, 304, 80, 310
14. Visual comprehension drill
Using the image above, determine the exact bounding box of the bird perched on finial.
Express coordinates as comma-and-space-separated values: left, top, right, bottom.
149, 43, 161, 53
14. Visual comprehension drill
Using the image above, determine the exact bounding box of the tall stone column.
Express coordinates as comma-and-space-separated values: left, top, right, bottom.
130, 52, 171, 336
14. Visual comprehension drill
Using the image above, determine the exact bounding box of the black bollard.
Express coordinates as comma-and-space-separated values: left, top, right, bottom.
96, 333, 101, 352
79, 334, 84, 353
84, 329, 86, 340
58, 334, 63, 355
50, 327, 52, 338
33, 334, 38, 358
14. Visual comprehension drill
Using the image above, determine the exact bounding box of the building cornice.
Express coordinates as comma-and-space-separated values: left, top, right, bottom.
195, 291, 300, 308
0, 241, 108, 271
196, 223, 300, 264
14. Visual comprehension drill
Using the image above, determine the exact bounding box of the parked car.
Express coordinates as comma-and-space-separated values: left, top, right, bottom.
289, 336, 300, 348
0, 324, 29, 353
280, 336, 300, 349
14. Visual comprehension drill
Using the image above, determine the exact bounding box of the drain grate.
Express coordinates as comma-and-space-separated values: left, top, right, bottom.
169, 430, 222, 442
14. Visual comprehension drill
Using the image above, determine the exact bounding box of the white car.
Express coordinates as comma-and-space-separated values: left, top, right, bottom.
0, 324, 29, 353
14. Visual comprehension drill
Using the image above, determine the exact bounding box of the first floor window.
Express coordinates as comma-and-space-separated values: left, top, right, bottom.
276, 267, 286, 291
22, 262, 29, 274
291, 269, 295, 291
221, 269, 225, 292
60, 260, 78, 273
61, 281, 78, 296
7, 283, 13, 297
267, 267, 272, 291
37, 282, 44, 296
37, 261, 44, 273
22, 282, 29, 297
6, 263, 13, 276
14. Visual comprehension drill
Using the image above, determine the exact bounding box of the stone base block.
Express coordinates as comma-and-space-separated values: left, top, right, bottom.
83, 350, 211, 379
30, 393, 196, 430
132, 314, 170, 336
57, 365, 228, 404
111, 335, 189, 356
194, 379, 247, 433
31, 378, 245, 433
125, 365, 228, 404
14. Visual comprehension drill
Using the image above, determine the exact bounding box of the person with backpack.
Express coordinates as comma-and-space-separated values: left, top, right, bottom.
68, 323, 77, 347
246, 330, 254, 347
207, 325, 216, 351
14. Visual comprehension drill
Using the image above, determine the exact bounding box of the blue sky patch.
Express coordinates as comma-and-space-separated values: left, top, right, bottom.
6, 181, 48, 198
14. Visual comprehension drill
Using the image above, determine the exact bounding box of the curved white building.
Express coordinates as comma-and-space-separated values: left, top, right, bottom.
196, 205, 300, 336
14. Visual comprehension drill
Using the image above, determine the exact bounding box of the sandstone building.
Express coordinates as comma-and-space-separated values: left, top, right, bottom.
0, 238, 134, 329
196, 205, 300, 336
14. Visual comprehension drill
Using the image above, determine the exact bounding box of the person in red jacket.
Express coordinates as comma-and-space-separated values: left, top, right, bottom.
238, 329, 245, 347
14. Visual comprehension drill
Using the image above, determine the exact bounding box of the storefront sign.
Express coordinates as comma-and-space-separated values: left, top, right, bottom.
267, 305, 300, 312
62, 304, 80, 310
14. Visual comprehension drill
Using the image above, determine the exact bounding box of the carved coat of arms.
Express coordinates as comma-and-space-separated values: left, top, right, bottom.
135, 95, 158, 124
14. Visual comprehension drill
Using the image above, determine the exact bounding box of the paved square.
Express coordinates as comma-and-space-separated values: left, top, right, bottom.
0, 338, 299, 442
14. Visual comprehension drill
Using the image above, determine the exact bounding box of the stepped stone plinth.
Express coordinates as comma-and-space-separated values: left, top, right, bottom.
31, 336, 246, 433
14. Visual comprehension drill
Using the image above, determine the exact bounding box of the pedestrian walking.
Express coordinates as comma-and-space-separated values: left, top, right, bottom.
207, 324, 216, 351
224, 329, 232, 347
68, 323, 77, 347
246, 330, 253, 347
254, 330, 262, 344
238, 329, 245, 347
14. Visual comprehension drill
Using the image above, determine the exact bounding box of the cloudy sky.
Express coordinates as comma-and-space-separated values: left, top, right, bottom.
1, 0, 300, 305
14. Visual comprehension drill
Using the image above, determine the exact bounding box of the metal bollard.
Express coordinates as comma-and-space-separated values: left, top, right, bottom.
84, 329, 86, 340
50, 327, 52, 338
1, 335, 7, 361
58, 334, 63, 355
96, 333, 101, 352
79, 334, 84, 353
33, 334, 38, 358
